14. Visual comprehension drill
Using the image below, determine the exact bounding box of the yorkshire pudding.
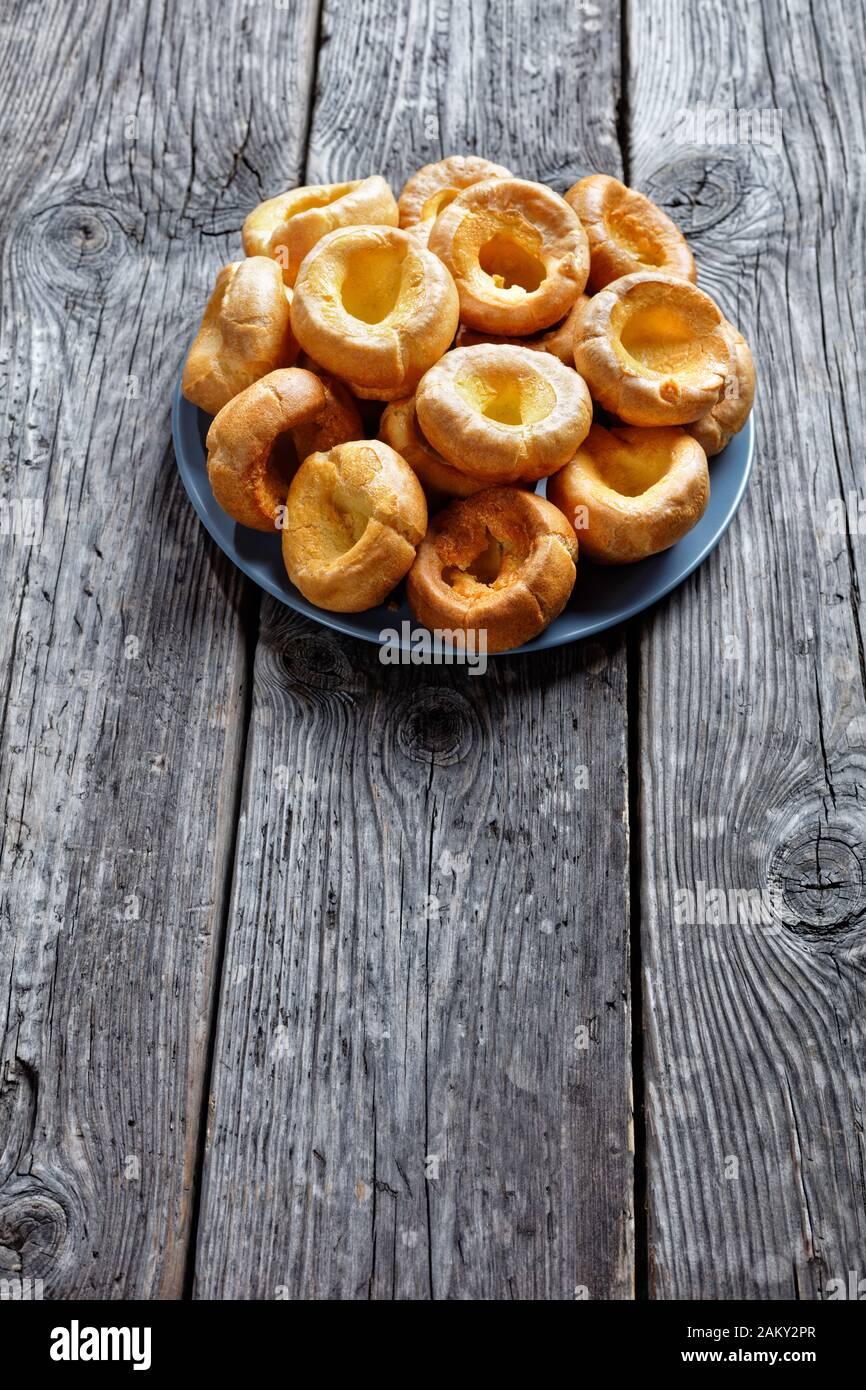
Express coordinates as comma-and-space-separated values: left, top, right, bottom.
290, 225, 459, 399
407, 488, 578, 652
546, 423, 709, 564
687, 322, 755, 456
415, 344, 592, 484
379, 396, 488, 506
282, 440, 427, 611
565, 174, 696, 291
182, 258, 298, 414
573, 271, 731, 426
206, 367, 349, 530
242, 176, 398, 286
428, 178, 588, 334
455, 296, 589, 365
398, 155, 512, 245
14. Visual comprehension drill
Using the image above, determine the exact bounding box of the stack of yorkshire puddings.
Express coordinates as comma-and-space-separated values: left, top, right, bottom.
183, 157, 755, 653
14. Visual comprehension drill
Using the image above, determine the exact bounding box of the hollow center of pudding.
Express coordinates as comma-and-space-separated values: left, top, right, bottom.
288, 183, 354, 217
264, 429, 301, 502
466, 530, 505, 583
456, 370, 556, 427
341, 244, 404, 323
594, 430, 673, 496
421, 187, 459, 221
478, 233, 546, 293
617, 292, 717, 375
444, 528, 525, 595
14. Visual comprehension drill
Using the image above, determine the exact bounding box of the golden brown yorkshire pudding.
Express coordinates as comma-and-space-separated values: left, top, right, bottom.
407, 488, 578, 653
379, 396, 488, 505
205, 367, 354, 531
398, 155, 512, 244
282, 440, 427, 611
565, 174, 696, 292
242, 176, 398, 286
182, 258, 298, 414
687, 322, 755, 456
573, 272, 731, 426
428, 178, 589, 334
290, 225, 459, 399
415, 344, 592, 484
455, 296, 590, 365
546, 423, 709, 564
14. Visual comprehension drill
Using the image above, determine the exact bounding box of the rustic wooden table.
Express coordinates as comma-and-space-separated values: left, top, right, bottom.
1, 0, 864, 1301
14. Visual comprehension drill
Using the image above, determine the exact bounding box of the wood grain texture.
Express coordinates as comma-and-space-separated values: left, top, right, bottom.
629, 0, 866, 1297
12, 0, 860, 1305
0, 0, 319, 1297
194, 0, 634, 1300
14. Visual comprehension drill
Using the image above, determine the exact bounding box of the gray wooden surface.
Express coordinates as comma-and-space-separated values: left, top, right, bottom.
632, 0, 866, 1299
0, 0, 863, 1300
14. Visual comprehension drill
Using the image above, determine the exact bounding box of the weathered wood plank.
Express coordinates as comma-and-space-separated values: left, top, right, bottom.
630, 0, 866, 1297
195, 0, 634, 1300
0, 0, 319, 1297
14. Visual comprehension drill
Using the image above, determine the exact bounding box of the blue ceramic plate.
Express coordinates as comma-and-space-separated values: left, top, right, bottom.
172, 370, 754, 655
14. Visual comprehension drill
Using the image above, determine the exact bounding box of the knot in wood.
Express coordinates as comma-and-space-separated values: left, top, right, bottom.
0, 1187, 68, 1277
646, 156, 740, 236
46, 204, 115, 261
396, 688, 477, 766
27, 199, 134, 308
276, 633, 352, 691
769, 830, 865, 942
